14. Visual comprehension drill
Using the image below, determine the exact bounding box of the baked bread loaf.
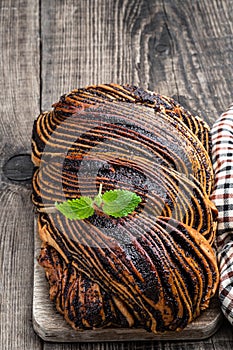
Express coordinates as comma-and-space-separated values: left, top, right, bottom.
32, 84, 219, 333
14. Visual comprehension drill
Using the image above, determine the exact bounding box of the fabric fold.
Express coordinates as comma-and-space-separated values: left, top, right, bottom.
211, 103, 233, 325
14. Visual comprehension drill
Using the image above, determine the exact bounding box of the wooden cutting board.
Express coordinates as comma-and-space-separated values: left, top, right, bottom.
33, 221, 223, 342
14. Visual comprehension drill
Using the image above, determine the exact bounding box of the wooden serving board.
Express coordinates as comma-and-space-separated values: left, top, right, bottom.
33, 221, 223, 342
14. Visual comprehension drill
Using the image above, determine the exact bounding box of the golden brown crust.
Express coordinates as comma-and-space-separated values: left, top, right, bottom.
32, 84, 219, 333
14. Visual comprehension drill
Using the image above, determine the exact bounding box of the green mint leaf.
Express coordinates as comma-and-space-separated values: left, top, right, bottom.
93, 194, 102, 207
55, 197, 94, 220
102, 189, 141, 218
93, 184, 103, 207
55, 185, 142, 220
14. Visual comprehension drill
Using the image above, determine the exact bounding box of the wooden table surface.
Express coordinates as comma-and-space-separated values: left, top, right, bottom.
0, 0, 233, 349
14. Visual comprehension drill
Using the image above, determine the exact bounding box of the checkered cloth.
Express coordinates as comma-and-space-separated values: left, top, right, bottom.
211, 103, 233, 325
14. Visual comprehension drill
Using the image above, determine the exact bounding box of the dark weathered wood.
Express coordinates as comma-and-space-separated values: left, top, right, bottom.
1, 0, 233, 349
0, 0, 42, 349
41, 340, 216, 350
40, 0, 141, 110
212, 318, 233, 349
40, 0, 232, 124
3, 154, 34, 181
159, 0, 233, 124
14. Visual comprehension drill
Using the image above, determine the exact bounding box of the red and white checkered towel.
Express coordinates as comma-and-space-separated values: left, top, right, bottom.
211, 103, 233, 325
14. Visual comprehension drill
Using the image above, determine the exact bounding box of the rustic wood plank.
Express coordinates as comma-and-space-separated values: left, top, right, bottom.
211, 318, 233, 349
160, 0, 233, 124
41, 340, 216, 350
40, 0, 232, 124
0, 0, 41, 349
3, 154, 34, 182
40, 0, 169, 111
38, 0, 233, 349
0, 0, 232, 349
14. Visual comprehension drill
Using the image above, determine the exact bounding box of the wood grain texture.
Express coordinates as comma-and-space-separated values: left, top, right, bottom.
0, 0, 41, 349
160, 0, 233, 124
41, 0, 174, 110
3, 154, 34, 181
40, 0, 232, 124
0, 185, 41, 350
0, 0, 233, 349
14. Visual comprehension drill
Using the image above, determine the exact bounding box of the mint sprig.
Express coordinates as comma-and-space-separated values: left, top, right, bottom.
55, 197, 94, 220
55, 184, 141, 220
102, 189, 141, 218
